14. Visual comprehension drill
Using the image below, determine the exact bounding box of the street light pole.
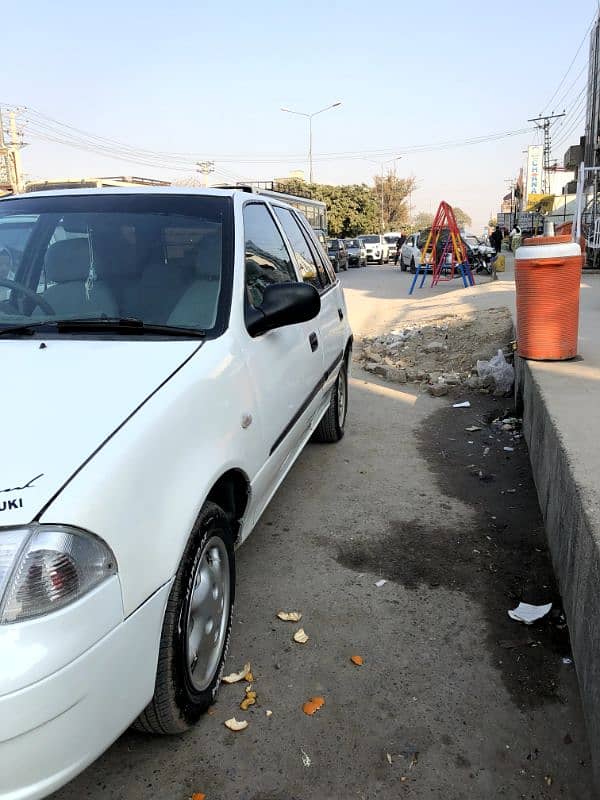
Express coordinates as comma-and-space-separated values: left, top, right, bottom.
281, 101, 342, 183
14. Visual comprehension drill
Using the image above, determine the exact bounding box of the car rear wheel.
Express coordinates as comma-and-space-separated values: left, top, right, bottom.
313, 360, 348, 443
134, 502, 235, 734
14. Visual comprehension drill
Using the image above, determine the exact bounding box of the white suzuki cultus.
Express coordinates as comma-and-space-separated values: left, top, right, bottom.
0, 188, 352, 799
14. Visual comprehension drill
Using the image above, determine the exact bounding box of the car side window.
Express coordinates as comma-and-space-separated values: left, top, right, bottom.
273, 206, 326, 291
243, 203, 297, 308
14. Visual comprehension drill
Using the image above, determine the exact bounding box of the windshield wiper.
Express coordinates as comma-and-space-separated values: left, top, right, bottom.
0, 317, 206, 337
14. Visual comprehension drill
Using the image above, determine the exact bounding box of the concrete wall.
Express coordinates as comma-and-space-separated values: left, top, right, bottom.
516, 356, 600, 790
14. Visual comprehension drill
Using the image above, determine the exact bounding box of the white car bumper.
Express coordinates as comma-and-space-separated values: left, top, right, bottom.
0, 579, 170, 800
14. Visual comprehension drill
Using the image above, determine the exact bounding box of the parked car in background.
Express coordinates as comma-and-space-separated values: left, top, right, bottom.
327, 238, 348, 272
464, 234, 494, 260
384, 233, 402, 261
0, 186, 353, 800
359, 234, 389, 264
344, 238, 366, 268
399, 232, 422, 271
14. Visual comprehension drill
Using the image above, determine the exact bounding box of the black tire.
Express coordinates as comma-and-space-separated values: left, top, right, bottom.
313, 360, 348, 443
378, 255, 384, 265
135, 502, 235, 734
410, 257, 416, 273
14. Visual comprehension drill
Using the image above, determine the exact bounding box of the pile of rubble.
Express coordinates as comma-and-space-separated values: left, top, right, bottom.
359, 307, 515, 397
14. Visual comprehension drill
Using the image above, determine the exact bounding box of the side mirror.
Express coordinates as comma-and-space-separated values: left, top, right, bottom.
246, 282, 321, 337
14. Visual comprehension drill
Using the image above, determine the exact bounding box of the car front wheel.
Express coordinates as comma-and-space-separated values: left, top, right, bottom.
135, 502, 235, 734
313, 360, 348, 443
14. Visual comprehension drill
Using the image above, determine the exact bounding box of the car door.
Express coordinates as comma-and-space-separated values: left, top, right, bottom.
241, 202, 325, 525
272, 205, 346, 392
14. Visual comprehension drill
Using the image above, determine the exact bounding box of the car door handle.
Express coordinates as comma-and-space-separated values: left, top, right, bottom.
338, 307, 344, 321
309, 332, 319, 352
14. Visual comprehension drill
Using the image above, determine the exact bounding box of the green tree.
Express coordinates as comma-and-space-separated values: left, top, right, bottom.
452, 207, 472, 228
274, 179, 378, 237
372, 174, 416, 232
412, 211, 434, 232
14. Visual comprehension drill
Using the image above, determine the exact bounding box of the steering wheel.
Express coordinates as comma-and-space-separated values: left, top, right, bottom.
0, 277, 56, 316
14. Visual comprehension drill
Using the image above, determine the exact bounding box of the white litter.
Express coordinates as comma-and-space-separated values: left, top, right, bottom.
508, 602, 552, 625
477, 350, 515, 394
301, 748, 311, 768
562, 657, 573, 665
375, 579, 387, 588
503, 447, 514, 452
453, 401, 471, 408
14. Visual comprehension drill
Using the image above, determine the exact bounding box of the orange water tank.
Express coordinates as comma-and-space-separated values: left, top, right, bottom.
514, 235, 583, 360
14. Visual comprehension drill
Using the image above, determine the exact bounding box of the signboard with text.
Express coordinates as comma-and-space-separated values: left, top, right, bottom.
525, 145, 544, 203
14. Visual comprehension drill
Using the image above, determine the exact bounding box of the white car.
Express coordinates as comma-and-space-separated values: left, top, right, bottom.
0, 187, 352, 799
358, 234, 389, 264
399, 232, 422, 271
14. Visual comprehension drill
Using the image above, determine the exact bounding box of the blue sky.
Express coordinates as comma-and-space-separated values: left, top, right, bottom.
2, 0, 596, 230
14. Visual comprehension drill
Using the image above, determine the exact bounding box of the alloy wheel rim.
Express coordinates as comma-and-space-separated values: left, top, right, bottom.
186, 536, 230, 692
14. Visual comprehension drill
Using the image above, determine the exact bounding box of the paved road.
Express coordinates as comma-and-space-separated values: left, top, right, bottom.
52, 264, 593, 800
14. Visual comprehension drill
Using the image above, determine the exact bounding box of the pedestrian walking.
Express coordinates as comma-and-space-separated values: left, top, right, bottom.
490, 225, 503, 254
394, 232, 406, 265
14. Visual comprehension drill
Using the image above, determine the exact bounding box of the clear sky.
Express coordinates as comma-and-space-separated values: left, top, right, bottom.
2, 0, 596, 231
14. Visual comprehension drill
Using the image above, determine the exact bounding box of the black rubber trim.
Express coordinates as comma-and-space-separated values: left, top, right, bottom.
269, 350, 344, 456
34, 343, 204, 521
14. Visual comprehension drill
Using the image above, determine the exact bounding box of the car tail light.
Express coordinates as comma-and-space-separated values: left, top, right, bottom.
0, 526, 116, 624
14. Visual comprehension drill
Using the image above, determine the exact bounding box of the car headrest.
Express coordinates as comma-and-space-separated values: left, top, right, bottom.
45, 239, 95, 283
195, 233, 222, 280
91, 229, 140, 279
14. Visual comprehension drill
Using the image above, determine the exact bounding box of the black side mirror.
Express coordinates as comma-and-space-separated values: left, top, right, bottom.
246, 282, 321, 337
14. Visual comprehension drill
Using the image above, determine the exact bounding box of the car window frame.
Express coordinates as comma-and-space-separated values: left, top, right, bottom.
292, 209, 336, 291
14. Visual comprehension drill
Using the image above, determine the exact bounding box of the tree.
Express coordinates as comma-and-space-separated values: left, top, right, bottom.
372, 173, 416, 232
412, 211, 434, 231
452, 207, 472, 228
274, 178, 378, 238
488, 216, 497, 228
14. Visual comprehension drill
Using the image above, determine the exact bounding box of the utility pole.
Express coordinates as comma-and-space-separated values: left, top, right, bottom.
0, 108, 25, 193
504, 178, 516, 230
196, 160, 215, 187
527, 112, 565, 194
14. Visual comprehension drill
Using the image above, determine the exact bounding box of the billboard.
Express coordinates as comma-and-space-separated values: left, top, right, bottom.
525, 145, 544, 202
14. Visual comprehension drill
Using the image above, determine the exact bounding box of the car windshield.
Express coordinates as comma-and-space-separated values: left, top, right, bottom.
361, 236, 380, 244
327, 239, 338, 249
0, 193, 233, 336
384, 236, 398, 244
465, 236, 479, 247
345, 239, 360, 247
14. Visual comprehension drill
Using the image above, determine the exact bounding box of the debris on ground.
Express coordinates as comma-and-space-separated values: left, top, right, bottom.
293, 628, 309, 644
350, 655, 364, 666
465, 425, 482, 432
277, 611, 302, 622
265, 709, 273, 717
240, 685, 257, 710
386, 753, 393, 765
301, 748, 312, 767
222, 663, 252, 684
508, 602, 553, 625
224, 718, 249, 731
359, 307, 514, 395
191, 793, 206, 800
453, 401, 471, 408
302, 696, 325, 716
477, 349, 515, 395
375, 579, 387, 587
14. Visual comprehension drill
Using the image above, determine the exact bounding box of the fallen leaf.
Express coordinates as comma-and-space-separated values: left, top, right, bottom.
244, 670, 254, 682
222, 663, 251, 684
265, 709, 273, 717
386, 753, 393, 765
240, 686, 257, 711
192, 794, 206, 800
350, 655, 364, 666
302, 696, 325, 716
293, 628, 309, 644
224, 717, 248, 731
277, 611, 302, 622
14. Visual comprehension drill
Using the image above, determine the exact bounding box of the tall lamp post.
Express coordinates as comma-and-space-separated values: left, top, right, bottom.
280, 101, 342, 183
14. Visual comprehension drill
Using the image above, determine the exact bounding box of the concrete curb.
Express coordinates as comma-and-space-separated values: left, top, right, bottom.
516, 355, 600, 790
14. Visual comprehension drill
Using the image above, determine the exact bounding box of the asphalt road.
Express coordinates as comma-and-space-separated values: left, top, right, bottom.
52, 264, 593, 800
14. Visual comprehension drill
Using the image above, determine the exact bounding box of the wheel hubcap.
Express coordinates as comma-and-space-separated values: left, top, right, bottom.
337, 368, 347, 424
186, 536, 230, 692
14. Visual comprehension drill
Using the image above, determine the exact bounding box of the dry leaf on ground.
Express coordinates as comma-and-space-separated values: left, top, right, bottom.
244, 670, 254, 682
386, 753, 392, 765
350, 655, 364, 666
293, 628, 309, 644
224, 717, 248, 731
191, 794, 206, 800
277, 611, 302, 622
265, 709, 273, 717
240, 686, 257, 711
302, 696, 325, 715
222, 663, 251, 684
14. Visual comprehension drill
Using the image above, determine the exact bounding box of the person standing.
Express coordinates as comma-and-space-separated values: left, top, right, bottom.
490, 225, 502, 254
394, 232, 406, 265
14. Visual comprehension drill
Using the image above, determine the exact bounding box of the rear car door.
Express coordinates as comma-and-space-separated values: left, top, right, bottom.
273, 206, 347, 393
241, 202, 325, 523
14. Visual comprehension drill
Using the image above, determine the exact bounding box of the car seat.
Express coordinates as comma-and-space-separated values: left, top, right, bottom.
168, 233, 222, 329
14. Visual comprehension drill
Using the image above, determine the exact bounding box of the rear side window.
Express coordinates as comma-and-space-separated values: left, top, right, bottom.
273, 207, 332, 292
243, 203, 297, 308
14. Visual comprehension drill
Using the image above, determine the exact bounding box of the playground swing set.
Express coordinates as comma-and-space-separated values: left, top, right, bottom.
408, 201, 475, 295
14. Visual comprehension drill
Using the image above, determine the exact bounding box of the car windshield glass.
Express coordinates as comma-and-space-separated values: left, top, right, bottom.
0, 194, 233, 336
384, 236, 397, 244
361, 236, 379, 244
345, 239, 359, 247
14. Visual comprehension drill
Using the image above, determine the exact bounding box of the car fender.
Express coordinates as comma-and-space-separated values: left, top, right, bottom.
40, 332, 262, 617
